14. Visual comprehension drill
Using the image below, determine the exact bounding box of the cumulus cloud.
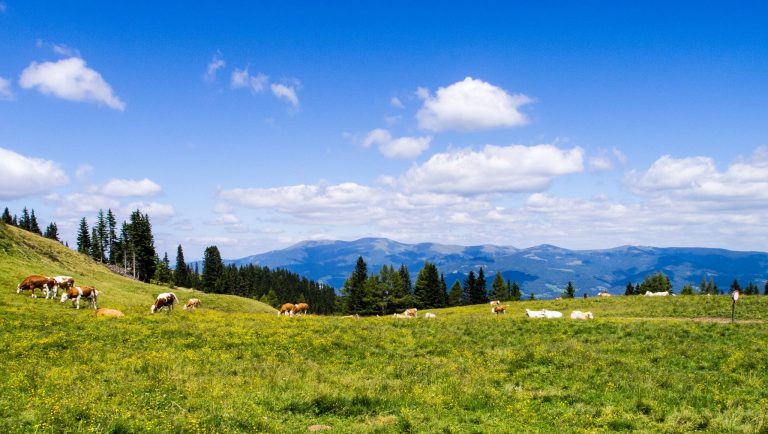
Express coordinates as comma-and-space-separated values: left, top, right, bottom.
390, 97, 404, 108
271, 82, 300, 108
19, 57, 125, 110
401, 144, 584, 195
220, 183, 377, 212
205, 52, 226, 82
626, 148, 768, 203
362, 128, 432, 159
75, 164, 94, 179
53, 193, 119, 217
416, 77, 532, 132
0, 77, 12, 101
123, 201, 176, 222
0, 147, 69, 200
101, 178, 162, 197
230, 68, 268, 92
36, 39, 81, 57
208, 213, 241, 225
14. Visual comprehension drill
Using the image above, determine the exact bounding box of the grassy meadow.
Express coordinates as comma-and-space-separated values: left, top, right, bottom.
1, 224, 768, 433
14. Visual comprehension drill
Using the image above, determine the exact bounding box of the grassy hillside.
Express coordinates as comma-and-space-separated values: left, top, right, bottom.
1, 223, 767, 433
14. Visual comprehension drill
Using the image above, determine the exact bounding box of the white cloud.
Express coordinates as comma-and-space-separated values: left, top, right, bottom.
0, 77, 13, 101
362, 128, 432, 159
53, 193, 119, 217
19, 57, 125, 110
230, 68, 268, 92
588, 156, 614, 172
390, 97, 404, 108
220, 183, 377, 212
75, 164, 94, 179
101, 178, 162, 197
401, 144, 584, 195
36, 40, 81, 58
123, 201, 176, 222
271, 82, 299, 108
626, 148, 768, 203
205, 52, 226, 82
0, 147, 69, 200
208, 213, 241, 225
416, 77, 532, 132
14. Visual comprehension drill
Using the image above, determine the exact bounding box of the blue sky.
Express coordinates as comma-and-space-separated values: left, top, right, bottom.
1, 1, 768, 260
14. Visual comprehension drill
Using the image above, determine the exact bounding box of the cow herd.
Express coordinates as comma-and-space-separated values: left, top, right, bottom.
277, 302, 310, 316
15, 274, 203, 316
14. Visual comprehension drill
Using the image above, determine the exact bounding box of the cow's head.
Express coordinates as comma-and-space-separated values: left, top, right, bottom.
60, 292, 70, 303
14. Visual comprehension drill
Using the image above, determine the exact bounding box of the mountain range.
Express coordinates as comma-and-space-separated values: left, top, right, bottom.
206, 238, 768, 299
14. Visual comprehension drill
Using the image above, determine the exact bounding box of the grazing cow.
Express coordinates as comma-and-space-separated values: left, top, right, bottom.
17, 275, 56, 299
278, 303, 295, 316
46, 275, 75, 300
644, 291, 670, 297
292, 303, 309, 315
403, 308, 418, 318
60, 286, 99, 310
570, 310, 594, 320
597, 292, 612, 297
151, 292, 177, 313
491, 305, 507, 314
490, 300, 501, 306
184, 298, 201, 310
424, 312, 437, 319
525, 309, 563, 319
96, 308, 125, 318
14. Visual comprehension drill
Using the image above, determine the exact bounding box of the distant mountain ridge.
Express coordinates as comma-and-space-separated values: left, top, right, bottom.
213, 238, 768, 299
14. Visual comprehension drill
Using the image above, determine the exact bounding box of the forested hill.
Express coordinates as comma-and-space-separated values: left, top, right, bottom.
221, 238, 768, 299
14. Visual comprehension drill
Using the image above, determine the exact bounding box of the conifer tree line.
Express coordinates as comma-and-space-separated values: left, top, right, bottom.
623, 272, 767, 296
340, 256, 526, 315
2, 206, 60, 242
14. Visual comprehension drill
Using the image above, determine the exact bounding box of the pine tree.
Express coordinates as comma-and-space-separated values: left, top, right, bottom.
29, 209, 41, 235
43, 222, 60, 242
127, 211, 157, 282
90, 227, 101, 261
447, 280, 463, 306
764, 281, 768, 296
439, 273, 448, 308
475, 268, 488, 303
490, 272, 508, 301
343, 256, 368, 314
564, 281, 575, 298
12, 215, 17, 226
698, 277, 708, 295
202, 245, 224, 292
153, 252, 173, 285
94, 209, 108, 263
19, 207, 31, 230
625, 281, 634, 296
1, 207, 13, 224
174, 245, 190, 288
76, 218, 91, 254
681, 283, 694, 295
106, 209, 117, 263
510, 281, 521, 301
414, 261, 441, 308
730, 279, 742, 294
463, 271, 476, 305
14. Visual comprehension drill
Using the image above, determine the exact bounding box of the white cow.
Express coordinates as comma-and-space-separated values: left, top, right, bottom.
644, 291, 670, 297
490, 300, 501, 306
570, 310, 594, 320
525, 309, 563, 319
393, 313, 412, 319
597, 292, 612, 297
424, 312, 437, 319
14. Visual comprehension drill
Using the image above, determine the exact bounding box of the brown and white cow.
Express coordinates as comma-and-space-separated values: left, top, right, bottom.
96, 308, 125, 318
292, 303, 309, 315
403, 308, 418, 318
491, 305, 507, 314
17, 275, 56, 299
278, 303, 295, 316
60, 286, 99, 310
490, 300, 501, 306
184, 298, 201, 310
151, 292, 178, 314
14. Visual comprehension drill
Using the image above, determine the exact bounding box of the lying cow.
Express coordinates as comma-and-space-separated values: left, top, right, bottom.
597, 291, 612, 297
393, 313, 412, 319
525, 309, 563, 319
151, 292, 178, 313
60, 286, 99, 310
570, 310, 594, 320
17, 274, 56, 299
292, 303, 309, 315
403, 308, 418, 318
644, 291, 670, 297
278, 303, 295, 316
184, 298, 201, 310
424, 312, 437, 319
490, 300, 501, 306
491, 305, 507, 314
96, 308, 125, 318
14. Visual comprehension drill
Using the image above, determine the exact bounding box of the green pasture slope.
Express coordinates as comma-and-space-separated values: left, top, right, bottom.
1, 224, 768, 433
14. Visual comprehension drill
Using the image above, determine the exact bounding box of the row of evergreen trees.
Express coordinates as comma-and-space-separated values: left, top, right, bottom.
340, 257, 527, 315
624, 272, 768, 296
2, 206, 61, 242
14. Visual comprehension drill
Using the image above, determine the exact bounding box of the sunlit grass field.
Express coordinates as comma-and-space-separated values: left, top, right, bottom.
1, 224, 767, 433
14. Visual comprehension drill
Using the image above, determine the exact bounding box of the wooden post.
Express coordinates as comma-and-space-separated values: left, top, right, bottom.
731, 290, 740, 323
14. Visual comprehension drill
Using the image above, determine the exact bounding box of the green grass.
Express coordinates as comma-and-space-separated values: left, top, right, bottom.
2, 224, 768, 433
